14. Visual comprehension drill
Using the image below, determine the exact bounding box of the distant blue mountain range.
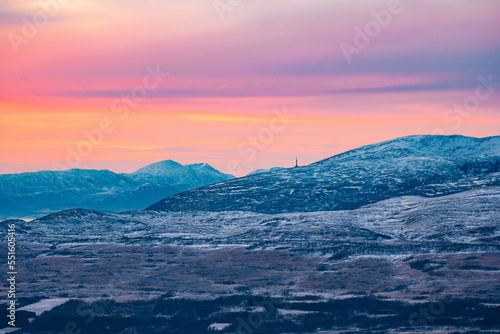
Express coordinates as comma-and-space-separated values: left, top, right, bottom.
0, 160, 234, 219
2, 135, 499, 220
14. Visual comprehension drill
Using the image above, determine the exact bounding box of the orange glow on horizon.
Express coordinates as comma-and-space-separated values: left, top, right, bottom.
1, 0, 499, 176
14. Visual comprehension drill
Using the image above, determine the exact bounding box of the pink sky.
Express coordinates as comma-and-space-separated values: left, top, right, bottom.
1, 0, 499, 176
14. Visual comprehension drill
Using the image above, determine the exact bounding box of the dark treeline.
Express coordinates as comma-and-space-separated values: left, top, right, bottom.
8, 295, 500, 333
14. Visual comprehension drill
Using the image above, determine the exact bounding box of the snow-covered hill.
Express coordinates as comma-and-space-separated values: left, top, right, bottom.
130, 160, 233, 191
148, 135, 500, 213
0, 160, 234, 219
247, 167, 286, 176
8, 187, 500, 302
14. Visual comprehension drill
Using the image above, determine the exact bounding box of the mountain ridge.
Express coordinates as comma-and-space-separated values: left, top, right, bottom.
0, 160, 234, 219
315, 135, 500, 163
147, 135, 500, 214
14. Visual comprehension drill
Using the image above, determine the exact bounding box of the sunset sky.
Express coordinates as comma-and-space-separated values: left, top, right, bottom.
1, 0, 499, 176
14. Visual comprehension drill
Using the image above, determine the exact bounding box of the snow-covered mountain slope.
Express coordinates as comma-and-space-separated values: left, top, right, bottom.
8, 185, 499, 333
130, 160, 233, 191
148, 135, 500, 213
22, 187, 500, 252
0, 161, 234, 219
8, 187, 500, 301
247, 167, 286, 176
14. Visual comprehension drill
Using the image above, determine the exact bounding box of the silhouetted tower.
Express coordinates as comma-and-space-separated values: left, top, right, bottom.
295, 157, 298, 168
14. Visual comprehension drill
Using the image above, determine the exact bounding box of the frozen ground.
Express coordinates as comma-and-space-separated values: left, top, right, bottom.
6, 187, 499, 301
17, 299, 70, 316
0, 188, 498, 332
